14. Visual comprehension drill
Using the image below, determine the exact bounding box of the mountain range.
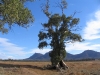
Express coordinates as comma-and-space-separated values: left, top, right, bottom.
26, 50, 100, 60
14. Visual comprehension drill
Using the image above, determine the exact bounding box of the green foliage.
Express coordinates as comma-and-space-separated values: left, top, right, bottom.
0, 0, 34, 33
38, 13, 83, 65
38, 0, 83, 66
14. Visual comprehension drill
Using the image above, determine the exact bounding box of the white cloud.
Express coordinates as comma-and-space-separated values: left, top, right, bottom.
65, 42, 100, 52
83, 10, 100, 40
0, 37, 27, 59
0, 37, 51, 59
0, 52, 9, 59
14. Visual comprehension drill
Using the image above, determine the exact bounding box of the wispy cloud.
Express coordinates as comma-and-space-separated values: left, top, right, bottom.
0, 37, 51, 59
83, 10, 100, 40
0, 37, 26, 59
65, 42, 100, 52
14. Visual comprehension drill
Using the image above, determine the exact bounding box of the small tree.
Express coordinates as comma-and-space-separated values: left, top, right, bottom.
38, 0, 83, 70
0, 0, 34, 33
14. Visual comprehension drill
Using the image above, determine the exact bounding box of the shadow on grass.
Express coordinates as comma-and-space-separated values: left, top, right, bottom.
0, 63, 43, 70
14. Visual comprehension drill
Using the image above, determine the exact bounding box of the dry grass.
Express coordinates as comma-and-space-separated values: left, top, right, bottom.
0, 61, 100, 75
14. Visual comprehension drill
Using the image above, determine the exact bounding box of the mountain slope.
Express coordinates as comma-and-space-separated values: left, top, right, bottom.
27, 53, 43, 60
73, 50, 100, 59
27, 50, 100, 60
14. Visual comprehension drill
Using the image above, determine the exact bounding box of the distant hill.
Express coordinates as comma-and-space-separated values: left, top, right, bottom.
66, 50, 100, 60
26, 50, 100, 60
27, 53, 43, 60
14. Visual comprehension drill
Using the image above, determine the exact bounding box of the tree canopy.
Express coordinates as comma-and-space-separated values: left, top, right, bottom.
0, 0, 34, 33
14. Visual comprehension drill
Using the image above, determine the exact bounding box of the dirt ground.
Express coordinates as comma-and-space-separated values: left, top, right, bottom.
0, 61, 100, 75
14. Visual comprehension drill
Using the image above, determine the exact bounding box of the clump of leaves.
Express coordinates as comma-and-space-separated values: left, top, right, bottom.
0, 0, 34, 33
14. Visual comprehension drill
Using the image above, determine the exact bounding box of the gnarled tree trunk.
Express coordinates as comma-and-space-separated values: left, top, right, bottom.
53, 60, 69, 71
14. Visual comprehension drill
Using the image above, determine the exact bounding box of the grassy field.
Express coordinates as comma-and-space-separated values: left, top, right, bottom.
0, 61, 100, 75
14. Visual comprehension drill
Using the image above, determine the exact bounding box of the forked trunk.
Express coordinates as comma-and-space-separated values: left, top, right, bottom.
52, 60, 69, 70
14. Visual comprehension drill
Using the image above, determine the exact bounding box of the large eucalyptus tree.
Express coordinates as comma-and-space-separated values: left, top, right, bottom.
38, 0, 83, 70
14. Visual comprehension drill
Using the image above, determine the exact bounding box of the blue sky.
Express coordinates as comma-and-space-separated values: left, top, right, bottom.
0, 0, 100, 59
